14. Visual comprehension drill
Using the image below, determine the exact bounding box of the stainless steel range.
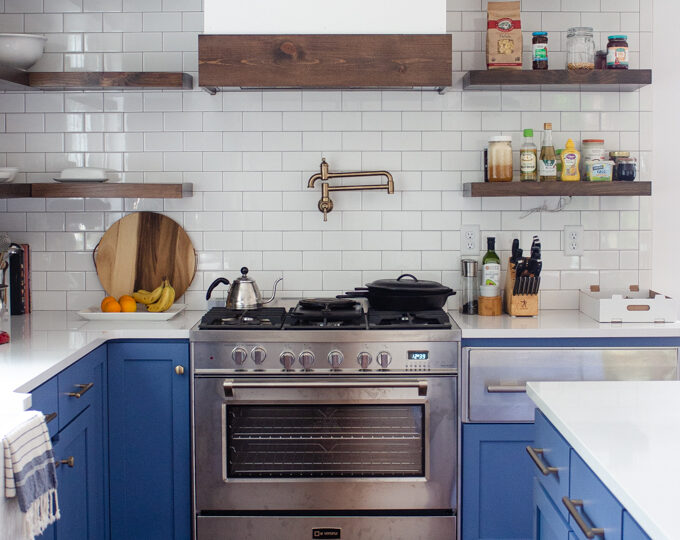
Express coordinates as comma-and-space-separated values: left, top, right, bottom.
190, 298, 461, 540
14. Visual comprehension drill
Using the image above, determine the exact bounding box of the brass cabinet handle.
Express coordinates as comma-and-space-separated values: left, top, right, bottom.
44, 412, 57, 424
487, 384, 527, 393
67, 382, 94, 398
526, 446, 558, 476
562, 497, 605, 538
56, 456, 74, 468
175, 365, 185, 375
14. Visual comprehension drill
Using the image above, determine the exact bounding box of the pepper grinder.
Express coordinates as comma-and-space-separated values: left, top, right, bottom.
461, 259, 479, 315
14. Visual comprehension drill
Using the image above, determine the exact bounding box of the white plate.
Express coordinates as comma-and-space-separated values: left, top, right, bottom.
54, 178, 109, 183
78, 304, 186, 321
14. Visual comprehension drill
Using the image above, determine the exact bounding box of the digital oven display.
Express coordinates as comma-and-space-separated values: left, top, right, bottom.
408, 351, 429, 361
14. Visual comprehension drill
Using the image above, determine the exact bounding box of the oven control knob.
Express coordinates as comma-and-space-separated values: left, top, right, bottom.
232, 347, 248, 366
377, 351, 392, 369
299, 351, 315, 370
251, 347, 266, 365
328, 350, 344, 369
280, 351, 296, 370
357, 352, 372, 369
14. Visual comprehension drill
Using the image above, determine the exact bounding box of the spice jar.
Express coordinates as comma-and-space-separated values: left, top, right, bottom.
607, 35, 629, 69
581, 139, 606, 176
610, 152, 637, 181
566, 27, 595, 71
461, 259, 479, 315
532, 32, 548, 70
487, 136, 513, 182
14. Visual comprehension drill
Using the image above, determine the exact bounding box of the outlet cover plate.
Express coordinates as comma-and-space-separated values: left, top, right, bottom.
564, 225, 584, 256
461, 224, 480, 256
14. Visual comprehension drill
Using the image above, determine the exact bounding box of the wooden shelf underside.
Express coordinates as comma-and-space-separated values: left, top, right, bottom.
0, 183, 192, 199
464, 181, 652, 197
463, 69, 652, 92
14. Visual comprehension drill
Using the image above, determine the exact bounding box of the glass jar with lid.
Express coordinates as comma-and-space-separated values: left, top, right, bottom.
487, 136, 513, 182
566, 27, 595, 71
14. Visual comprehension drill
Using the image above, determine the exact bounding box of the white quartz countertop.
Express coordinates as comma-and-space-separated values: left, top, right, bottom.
527, 380, 680, 540
451, 309, 680, 339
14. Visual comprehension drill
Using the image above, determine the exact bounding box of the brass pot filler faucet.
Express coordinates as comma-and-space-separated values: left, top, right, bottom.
307, 158, 395, 221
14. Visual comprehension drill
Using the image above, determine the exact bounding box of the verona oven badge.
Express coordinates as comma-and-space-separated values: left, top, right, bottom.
313, 528, 341, 539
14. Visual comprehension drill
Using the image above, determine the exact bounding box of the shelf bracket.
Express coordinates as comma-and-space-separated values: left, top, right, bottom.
202, 86, 219, 95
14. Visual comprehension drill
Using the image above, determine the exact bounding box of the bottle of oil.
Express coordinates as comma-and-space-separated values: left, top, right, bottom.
539, 123, 557, 182
520, 129, 538, 182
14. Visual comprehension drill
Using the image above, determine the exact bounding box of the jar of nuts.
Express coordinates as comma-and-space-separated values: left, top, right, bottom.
566, 27, 595, 71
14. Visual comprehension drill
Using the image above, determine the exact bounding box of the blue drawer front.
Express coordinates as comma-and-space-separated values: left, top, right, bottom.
623, 511, 650, 540
30, 378, 59, 439
58, 345, 105, 431
534, 478, 572, 540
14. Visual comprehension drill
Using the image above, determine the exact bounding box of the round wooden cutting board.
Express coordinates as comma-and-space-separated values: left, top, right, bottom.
94, 212, 196, 299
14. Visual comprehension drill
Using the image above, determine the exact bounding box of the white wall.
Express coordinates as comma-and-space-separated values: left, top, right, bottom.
0, 0, 652, 311
652, 0, 680, 308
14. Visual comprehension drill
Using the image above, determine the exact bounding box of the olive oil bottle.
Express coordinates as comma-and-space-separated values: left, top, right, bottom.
539, 122, 557, 182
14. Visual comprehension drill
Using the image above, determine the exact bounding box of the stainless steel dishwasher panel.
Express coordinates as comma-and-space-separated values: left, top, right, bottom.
464, 348, 679, 422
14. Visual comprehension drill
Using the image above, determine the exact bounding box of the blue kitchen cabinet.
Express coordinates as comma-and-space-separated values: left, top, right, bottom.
107, 340, 190, 540
533, 479, 571, 540
462, 423, 535, 540
623, 511, 650, 540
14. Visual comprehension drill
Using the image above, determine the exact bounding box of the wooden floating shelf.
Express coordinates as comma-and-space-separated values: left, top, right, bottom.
463, 69, 652, 92
28, 71, 193, 90
464, 181, 652, 198
0, 183, 192, 199
199, 34, 452, 90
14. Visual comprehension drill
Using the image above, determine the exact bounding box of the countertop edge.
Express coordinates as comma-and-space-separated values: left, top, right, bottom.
526, 382, 669, 540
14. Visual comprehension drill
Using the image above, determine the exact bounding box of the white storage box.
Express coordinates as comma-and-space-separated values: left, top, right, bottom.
580, 286, 678, 323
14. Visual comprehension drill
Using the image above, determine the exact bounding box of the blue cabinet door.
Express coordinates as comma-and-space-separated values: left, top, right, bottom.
622, 511, 650, 540
108, 340, 190, 540
533, 478, 572, 540
462, 423, 535, 540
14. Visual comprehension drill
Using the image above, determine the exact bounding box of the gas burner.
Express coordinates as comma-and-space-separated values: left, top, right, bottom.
198, 307, 286, 330
368, 309, 452, 329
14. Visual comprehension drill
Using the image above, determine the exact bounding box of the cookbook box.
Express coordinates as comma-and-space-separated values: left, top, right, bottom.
580, 285, 678, 323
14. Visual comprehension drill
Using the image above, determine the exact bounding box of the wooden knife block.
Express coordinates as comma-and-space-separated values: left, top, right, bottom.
505, 258, 539, 317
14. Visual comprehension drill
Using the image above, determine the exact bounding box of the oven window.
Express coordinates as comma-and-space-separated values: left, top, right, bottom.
226, 405, 425, 478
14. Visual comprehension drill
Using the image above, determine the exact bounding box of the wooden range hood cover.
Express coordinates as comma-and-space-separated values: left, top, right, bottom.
198, 34, 452, 91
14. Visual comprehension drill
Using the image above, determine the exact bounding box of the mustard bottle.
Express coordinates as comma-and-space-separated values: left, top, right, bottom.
560, 139, 581, 181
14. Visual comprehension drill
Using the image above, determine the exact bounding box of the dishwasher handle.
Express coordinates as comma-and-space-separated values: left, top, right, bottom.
223, 379, 428, 398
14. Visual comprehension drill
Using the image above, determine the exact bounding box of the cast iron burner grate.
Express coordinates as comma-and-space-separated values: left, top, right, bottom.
198, 307, 287, 330
283, 299, 367, 330
367, 310, 452, 329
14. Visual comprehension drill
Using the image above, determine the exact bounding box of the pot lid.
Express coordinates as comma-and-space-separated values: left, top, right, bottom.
367, 274, 453, 294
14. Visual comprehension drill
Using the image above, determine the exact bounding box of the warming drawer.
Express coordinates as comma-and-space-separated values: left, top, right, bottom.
463, 348, 679, 422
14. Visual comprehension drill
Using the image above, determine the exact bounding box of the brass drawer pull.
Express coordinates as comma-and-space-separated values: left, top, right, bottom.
562, 497, 605, 538
486, 384, 527, 393
44, 412, 57, 424
56, 456, 74, 468
67, 382, 94, 398
526, 446, 558, 476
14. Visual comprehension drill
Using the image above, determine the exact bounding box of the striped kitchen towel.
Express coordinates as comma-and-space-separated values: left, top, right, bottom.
3, 412, 60, 539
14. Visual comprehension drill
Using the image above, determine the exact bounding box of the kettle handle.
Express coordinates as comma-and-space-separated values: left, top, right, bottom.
206, 278, 230, 301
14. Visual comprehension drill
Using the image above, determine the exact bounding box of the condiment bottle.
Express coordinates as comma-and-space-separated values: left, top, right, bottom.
460, 259, 479, 315
560, 139, 581, 181
606, 35, 629, 69
532, 32, 548, 70
520, 129, 538, 182
539, 123, 557, 182
487, 136, 513, 182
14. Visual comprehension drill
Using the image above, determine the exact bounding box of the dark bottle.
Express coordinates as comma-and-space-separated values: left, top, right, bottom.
532, 32, 548, 70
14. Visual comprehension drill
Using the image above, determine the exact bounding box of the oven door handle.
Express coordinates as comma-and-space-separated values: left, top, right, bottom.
486, 384, 527, 394
223, 379, 428, 397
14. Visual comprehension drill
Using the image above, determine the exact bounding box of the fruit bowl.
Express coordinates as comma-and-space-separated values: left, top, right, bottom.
0, 33, 47, 70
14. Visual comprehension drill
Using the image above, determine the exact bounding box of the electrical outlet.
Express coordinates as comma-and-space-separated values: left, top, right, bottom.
460, 224, 480, 256
564, 225, 584, 256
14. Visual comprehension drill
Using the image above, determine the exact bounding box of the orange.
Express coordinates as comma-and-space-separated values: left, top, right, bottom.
101, 296, 116, 311
102, 299, 121, 313
119, 297, 137, 313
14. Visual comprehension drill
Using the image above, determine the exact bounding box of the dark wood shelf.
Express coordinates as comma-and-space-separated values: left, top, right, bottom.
0, 183, 192, 199
0, 65, 30, 90
463, 69, 652, 91
28, 71, 193, 90
464, 181, 652, 197
199, 34, 452, 90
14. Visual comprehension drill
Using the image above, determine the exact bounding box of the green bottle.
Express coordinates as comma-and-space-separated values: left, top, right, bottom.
481, 237, 501, 296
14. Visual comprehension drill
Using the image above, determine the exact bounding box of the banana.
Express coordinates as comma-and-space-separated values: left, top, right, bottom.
147, 280, 176, 313
133, 282, 164, 305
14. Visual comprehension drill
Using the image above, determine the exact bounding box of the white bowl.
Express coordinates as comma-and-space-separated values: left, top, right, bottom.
0, 168, 18, 183
59, 167, 108, 180
0, 34, 47, 70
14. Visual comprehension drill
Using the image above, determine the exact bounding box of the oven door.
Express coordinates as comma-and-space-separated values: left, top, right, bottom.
193, 375, 456, 512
